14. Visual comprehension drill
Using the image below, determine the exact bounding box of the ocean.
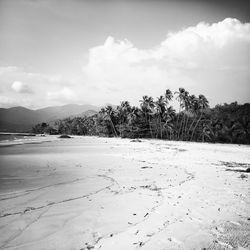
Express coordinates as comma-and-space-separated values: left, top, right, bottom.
0, 133, 57, 146
0, 132, 37, 142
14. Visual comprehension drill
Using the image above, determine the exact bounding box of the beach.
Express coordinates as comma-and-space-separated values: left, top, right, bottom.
0, 136, 249, 250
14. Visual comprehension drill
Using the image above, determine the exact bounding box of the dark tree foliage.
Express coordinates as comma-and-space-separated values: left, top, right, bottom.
32, 122, 57, 135
32, 89, 250, 144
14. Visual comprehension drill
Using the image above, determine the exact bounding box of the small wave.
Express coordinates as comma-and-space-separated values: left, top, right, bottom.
0, 134, 58, 147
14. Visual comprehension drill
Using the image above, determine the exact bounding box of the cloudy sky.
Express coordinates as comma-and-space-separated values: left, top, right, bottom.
0, 0, 249, 109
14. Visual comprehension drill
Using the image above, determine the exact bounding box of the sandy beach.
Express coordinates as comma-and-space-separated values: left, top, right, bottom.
0, 136, 249, 250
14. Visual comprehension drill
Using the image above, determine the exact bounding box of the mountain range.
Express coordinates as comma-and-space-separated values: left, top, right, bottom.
0, 104, 99, 132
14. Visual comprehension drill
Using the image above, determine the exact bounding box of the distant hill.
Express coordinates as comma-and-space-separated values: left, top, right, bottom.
0, 104, 99, 132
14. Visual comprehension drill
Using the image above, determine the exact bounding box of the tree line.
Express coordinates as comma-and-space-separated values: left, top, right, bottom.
32, 88, 250, 144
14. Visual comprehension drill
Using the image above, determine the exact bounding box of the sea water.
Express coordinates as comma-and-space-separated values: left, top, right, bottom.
0, 133, 57, 146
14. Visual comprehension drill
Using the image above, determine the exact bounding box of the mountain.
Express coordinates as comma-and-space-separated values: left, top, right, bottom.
0, 104, 99, 132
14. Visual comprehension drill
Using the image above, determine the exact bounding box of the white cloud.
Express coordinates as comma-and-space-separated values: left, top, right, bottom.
11, 81, 32, 93
82, 18, 250, 106
47, 87, 77, 102
0, 66, 70, 108
0, 18, 249, 108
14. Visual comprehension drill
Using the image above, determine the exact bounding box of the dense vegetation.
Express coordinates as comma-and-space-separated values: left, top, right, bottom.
32, 88, 250, 144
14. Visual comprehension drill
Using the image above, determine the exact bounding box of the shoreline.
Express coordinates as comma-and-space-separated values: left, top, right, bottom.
1, 132, 250, 148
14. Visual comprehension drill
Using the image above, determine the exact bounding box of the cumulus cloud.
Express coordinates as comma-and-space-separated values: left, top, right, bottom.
0, 18, 249, 108
11, 81, 32, 93
83, 18, 250, 106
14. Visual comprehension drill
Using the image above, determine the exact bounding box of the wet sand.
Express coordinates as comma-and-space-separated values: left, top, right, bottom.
0, 136, 249, 250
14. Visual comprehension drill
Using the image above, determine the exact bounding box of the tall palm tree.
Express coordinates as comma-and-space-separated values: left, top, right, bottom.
140, 96, 155, 138
163, 106, 176, 139
180, 90, 190, 140
105, 105, 118, 137
117, 101, 131, 125
187, 95, 199, 139
155, 96, 166, 138
190, 94, 209, 141
175, 88, 187, 140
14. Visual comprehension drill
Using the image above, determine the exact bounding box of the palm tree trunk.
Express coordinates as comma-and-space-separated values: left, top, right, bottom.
147, 114, 153, 138
174, 106, 180, 140
109, 116, 118, 137
178, 113, 184, 140
180, 114, 186, 140
187, 115, 197, 140
184, 116, 189, 140
159, 115, 162, 139
190, 111, 203, 141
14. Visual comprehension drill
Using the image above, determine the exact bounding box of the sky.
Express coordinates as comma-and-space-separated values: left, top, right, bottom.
0, 0, 249, 109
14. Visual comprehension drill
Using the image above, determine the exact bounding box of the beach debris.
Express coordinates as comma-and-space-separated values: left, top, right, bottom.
140, 184, 160, 191
221, 161, 250, 168
240, 174, 248, 179
24, 207, 36, 213
130, 139, 142, 142
144, 212, 149, 217
110, 234, 113, 237
222, 161, 250, 173
141, 166, 152, 169
58, 134, 71, 138
128, 222, 133, 225
86, 244, 94, 250
139, 241, 145, 247
146, 232, 154, 237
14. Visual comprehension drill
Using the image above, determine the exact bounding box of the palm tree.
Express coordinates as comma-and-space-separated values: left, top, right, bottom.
175, 88, 187, 140
163, 106, 176, 139
182, 94, 195, 139
187, 95, 199, 139
201, 122, 212, 142
190, 94, 209, 141
105, 105, 118, 137
180, 90, 190, 140
140, 96, 155, 138
116, 101, 132, 136
155, 96, 166, 138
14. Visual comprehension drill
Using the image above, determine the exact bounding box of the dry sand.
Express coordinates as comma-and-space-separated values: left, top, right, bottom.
0, 136, 249, 250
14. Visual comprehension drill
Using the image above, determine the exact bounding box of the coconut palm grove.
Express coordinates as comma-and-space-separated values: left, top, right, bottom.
32, 88, 250, 144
